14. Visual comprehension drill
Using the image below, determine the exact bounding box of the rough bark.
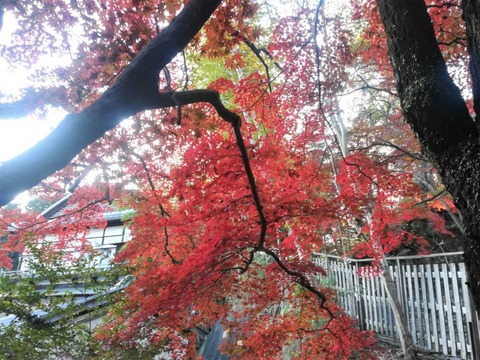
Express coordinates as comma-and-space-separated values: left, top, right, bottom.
462, 0, 480, 116
0, 0, 222, 206
376, 0, 480, 311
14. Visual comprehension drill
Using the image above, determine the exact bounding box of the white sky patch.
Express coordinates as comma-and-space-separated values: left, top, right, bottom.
0, 11, 68, 163
0, 112, 65, 162
0, 11, 17, 43
0, 12, 30, 94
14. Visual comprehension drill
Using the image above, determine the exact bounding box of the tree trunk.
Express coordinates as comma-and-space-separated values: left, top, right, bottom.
462, 0, 480, 116
376, 0, 480, 312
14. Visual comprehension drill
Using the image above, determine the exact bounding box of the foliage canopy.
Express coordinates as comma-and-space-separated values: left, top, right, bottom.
0, 0, 477, 358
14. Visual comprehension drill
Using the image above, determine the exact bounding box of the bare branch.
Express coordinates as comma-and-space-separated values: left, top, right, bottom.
357, 75, 397, 96
374, 140, 430, 162
261, 247, 334, 318
240, 36, 273, 92
438, 37, 467, 47
410, 189, 447, 208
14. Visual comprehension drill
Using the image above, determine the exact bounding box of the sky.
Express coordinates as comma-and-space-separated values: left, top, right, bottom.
0, 12, 63, 163
0, 116, 64, 162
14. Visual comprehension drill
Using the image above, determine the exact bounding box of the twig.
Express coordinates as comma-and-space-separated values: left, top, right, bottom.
241, 36, 273, 92
261, 247, 334, 318
131, 152, 180, 264
182, 50, 189, 91
357, 75, 397, 96
410, 189, 447, 208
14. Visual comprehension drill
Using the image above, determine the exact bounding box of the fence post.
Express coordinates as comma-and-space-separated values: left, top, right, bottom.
354, 261, 366, 330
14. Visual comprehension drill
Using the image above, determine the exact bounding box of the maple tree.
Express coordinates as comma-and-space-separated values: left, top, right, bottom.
0, 0, 476, 358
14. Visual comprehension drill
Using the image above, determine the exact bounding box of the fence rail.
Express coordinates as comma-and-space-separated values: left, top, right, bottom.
312, 252, 480, 360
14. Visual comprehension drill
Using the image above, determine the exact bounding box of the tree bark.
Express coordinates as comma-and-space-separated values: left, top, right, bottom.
462, 0, 480, 116
376, 0, 480, 311
0, 0, 222, 206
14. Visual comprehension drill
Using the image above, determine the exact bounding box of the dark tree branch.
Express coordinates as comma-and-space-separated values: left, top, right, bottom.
0, 0, 222, 206
129, 152, 180, 265
241, 36, 273, 92
181, 50, 189, 91
374, 140, 430, 162
130, 152, 170, 218
357, 75, 397, 96
410, 189, 447, 208
231, 124, 267, 247
3, 197, 107, 232
260, 247, 334, 318
258, 48, 282, 71
437, 37, 467, 47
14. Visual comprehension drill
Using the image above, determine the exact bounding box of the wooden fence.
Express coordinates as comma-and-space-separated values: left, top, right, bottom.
312, 252, 480, 360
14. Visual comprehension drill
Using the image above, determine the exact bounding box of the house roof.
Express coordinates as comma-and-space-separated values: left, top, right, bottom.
41, 193, 134, 222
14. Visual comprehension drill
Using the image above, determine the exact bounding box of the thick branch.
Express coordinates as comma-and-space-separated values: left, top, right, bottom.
0, 0, 222, 206
154, 90, 241, 126
231, 124, 266, 248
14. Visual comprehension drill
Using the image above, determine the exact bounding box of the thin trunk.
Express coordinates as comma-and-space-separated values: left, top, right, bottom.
365, 210, 417, 358
379, 258, 418, 360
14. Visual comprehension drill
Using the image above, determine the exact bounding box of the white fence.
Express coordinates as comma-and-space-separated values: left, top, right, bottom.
313, 252, 480, 360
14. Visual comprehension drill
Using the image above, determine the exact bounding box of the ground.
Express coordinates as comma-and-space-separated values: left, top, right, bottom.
375, 340, 461, 360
